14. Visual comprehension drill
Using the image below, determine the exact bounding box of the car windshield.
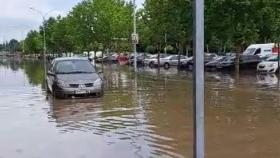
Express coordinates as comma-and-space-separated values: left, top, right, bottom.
55, 60, 95, 74
243, 48, 256, 55
266, 55, 279, 62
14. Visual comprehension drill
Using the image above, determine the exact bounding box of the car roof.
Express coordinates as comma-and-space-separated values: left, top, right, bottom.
53, 57, 89, 62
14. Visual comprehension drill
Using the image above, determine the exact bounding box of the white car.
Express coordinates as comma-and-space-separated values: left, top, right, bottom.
144, 54, 169, 67
153, 55, 190, 69
257, 55, 280, 73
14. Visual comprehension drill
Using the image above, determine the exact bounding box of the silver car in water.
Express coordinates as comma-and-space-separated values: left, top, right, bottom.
47, 57, 104, 98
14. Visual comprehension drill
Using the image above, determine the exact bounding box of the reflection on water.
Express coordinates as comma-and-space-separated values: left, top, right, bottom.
1, 60, 280, 158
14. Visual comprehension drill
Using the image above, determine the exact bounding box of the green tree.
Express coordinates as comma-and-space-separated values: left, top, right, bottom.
24, 30, 43, 55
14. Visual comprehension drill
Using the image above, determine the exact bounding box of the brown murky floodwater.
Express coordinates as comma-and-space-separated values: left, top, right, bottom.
1, 59, 280, 158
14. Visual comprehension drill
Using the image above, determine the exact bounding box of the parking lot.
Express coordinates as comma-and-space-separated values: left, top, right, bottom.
1, 59, 280, 158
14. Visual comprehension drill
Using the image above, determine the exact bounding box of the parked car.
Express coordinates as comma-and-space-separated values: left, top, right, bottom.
205, 56, 227, 71
144, 54, 169, 67
180, 53, 219, 70
47, 57, 104, 98
257, 55, 280, 73
217, 55, 261, 70
153, 55, 190, 69
129, 53, 149, 66
243, 43, 275, 59
96, 53, 119, 63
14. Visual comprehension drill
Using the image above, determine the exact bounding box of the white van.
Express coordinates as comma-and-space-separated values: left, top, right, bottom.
243, 43, 276, 58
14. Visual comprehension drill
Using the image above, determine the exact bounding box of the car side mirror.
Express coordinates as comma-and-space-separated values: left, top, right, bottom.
47, 71, 55, 76
98, 71, 103, 74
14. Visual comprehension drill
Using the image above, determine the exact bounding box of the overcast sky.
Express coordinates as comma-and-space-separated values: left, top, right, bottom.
0, 0, 144, 42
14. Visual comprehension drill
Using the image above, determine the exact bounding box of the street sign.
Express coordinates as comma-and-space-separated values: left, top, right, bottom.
131, 33, 139, 44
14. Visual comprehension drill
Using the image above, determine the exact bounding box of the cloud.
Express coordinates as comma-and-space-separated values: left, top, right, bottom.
0, 0, 81, 41
0, 0, 144, 41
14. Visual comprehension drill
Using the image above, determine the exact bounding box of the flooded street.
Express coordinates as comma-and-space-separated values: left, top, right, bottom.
1, 59, 280, 158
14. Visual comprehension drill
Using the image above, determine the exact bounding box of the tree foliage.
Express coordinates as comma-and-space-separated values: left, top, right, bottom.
21, 0, 280, 56
23, 0, 133, 55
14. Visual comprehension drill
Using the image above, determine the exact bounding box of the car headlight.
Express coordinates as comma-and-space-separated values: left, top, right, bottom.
269, 63, 276, 67
57, 80, 69, 88
94, 78, 102, 87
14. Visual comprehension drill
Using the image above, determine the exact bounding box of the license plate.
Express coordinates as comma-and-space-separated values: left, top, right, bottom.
75, 90, 87, 94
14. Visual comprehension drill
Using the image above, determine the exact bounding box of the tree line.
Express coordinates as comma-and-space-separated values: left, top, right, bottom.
18, 0, 280, 56
0, 39, 21, 53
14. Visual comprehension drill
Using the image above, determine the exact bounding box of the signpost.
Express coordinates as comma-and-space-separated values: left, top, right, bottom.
193, 0, 205, 158
132, 0, 137, 72
131, 33, 139, 45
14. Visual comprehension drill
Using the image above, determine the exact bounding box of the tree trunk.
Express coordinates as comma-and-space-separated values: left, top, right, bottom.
235, 45, 241, 75
157, 44, 160, 69
178, 43, 182, 69
102, 49, 105, 65
186, 45, 189, 57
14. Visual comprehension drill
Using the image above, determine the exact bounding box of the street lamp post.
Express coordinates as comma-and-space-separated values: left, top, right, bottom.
29, 7, 54, 83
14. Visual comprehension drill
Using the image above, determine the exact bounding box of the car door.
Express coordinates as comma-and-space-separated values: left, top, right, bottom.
170, 56, 179, 65
180, 56, 187, 64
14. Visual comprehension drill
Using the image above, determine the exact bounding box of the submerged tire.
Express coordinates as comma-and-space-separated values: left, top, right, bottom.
52, 86, 65, 99
164, 63, 170, 69
149, 62, 155, 68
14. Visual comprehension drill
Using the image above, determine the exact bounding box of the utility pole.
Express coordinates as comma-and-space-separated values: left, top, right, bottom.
193, 0, 205, 158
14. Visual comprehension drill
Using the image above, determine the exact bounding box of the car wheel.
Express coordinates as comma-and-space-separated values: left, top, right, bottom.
52, 86, 64, 99
96, 91, 104, 97
164, 63, 170, 69
149, 62, 155, 68
210, 67, 216, 71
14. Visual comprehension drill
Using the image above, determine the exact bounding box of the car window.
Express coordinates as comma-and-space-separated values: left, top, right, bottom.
243, 48, 256, 55
171, 56, 178, 60
254, 48, 261, 55
55, 60, 95, 74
